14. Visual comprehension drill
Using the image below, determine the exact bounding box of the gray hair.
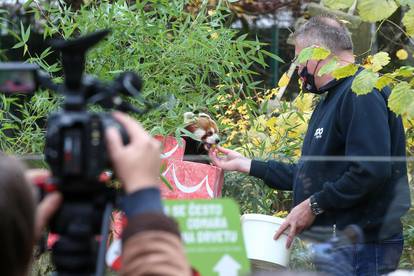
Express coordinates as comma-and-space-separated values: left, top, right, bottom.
293, 15, 353, 53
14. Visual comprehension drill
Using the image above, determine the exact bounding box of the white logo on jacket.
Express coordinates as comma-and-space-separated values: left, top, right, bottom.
314, 128, 324, 139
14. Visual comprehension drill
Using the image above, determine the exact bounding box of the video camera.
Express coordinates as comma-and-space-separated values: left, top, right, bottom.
0, 30, 153, 275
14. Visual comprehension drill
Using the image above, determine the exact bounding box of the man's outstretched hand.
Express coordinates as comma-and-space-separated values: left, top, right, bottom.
208, 146, 252, 173
273, 198, 315, 249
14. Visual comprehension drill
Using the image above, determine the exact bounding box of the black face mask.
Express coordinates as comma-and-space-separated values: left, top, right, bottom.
299, 61, 342, 95
299, 61, 322, 94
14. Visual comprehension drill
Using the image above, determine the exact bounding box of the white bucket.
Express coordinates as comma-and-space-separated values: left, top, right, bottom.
240, 214, 291, 268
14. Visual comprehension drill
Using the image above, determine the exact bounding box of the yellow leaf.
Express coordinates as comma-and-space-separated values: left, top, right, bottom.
278, 72, 290, 87
332, 63, 359, 79
210, 32, 219, 40
351, 69, 379, 95
402, 8, 414, 37
322, 0, 354, 10
396, 49, 409, 60
371, 52, 390, 72
388, 81, 414, 116
294, 93, 315, 113
357, 0, 398, 22
274, 210, 289, 218
266, 117, 277, 129
207, 10, 216, 16
375, 74, 395, 90
312, 47, 331, 60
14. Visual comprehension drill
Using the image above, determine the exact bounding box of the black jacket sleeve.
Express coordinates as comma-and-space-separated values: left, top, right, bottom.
313, 88, 392, 210
249, 159, 296, 191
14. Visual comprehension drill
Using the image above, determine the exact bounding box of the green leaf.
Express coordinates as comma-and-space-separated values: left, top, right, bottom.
371, 52, 390, 72
375, 74, 395, 90
317, 57, 339, 77
351, 69, 379, 95
402, 8, 414, 37
261, 50, 285, 63
397, 0, 414, 6
12, 41, 25, 49
357, 0, 398, 22
393, 66, 414, 77
312, 47, 331, 60
322, 0, 355, 10
22, 0, 35, 9
21, 22, 30, 43
296, 47, 314, 64
23, 44, 28, 56
296, 46, 331, 64
160, 174, 174, 191
332, 63, 359, 79
388, 81, 414, 116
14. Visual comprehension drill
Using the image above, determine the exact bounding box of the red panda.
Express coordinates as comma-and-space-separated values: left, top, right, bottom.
182, 112, 220, 163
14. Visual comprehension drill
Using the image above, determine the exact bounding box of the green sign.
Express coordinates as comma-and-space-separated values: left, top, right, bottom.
164, 199, 250, 276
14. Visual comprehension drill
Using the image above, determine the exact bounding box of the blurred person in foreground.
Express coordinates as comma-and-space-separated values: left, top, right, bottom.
209, 15, 411, 276
0, 112, 191, 276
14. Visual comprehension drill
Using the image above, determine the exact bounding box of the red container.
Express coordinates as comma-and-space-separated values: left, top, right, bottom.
155, 135, 224, 199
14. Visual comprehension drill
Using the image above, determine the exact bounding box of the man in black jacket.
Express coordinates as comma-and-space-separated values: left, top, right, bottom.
210, 16, 411, 275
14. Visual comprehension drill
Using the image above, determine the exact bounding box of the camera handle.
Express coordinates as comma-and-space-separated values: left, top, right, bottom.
95, 202, 113, 276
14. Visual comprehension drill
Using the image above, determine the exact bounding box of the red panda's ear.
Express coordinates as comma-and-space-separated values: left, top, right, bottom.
198, 113, 211, 120
184, 112, 196, 124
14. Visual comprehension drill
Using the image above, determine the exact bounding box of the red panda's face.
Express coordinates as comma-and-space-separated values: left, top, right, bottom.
185, 115, 220, 150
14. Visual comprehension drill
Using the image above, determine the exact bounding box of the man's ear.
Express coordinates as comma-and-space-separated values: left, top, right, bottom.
184, 112, 196, 124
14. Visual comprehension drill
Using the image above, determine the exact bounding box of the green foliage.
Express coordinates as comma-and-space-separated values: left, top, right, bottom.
375, 74, 395, 90
223, 172, 292, 215
371, 52, 391, 72
388, 82, 414, 116
1, 0, 275, 154
317, 57, 339, 77
398, 0, 414, 6
332, 63, 359, 79
322, 0, 354, 10
357, 0, 398, 22
296, 46, 331, 64
351, 69, 379, 95
0, 92, 59, 155
402, 7, 414, 37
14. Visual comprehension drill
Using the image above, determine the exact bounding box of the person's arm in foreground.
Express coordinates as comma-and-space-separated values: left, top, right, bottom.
209, 146, 297, 191
106, 112, 191, 276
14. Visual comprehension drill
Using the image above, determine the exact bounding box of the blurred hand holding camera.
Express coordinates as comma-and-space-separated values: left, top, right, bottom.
25, 169, 62, 241
106, 111, 162, 194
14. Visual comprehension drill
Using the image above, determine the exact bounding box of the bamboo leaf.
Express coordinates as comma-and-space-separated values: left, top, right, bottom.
261, 50, 285, 63
160, 175, 174, 191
